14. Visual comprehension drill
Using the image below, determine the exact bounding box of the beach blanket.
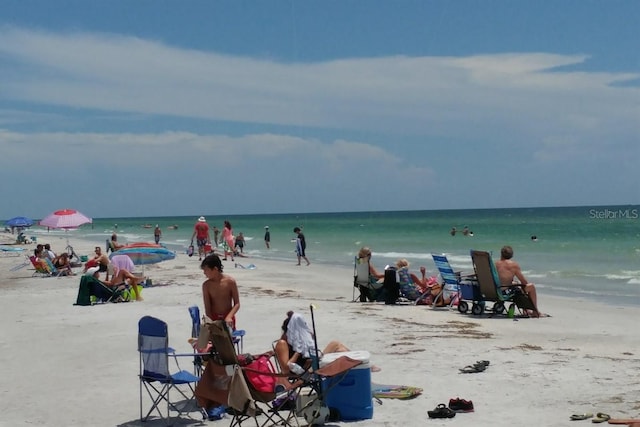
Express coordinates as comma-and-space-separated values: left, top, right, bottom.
371, 383, 423, 399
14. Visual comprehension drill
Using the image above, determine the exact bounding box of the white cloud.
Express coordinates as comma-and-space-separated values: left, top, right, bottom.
0, 27, 637, 142
0, 27, 638, 216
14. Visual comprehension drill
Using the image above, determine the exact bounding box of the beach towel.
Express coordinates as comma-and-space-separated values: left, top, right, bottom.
286, 313, 316, 358
371, 383, 423, 399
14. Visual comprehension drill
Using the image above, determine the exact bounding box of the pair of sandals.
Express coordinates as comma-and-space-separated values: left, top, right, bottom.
570, 412, 610, 423
459, 360, 490, 374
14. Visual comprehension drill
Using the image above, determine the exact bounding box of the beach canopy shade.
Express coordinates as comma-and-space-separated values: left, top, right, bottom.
110, 245, 175, 266
4, 216, 34, 227
39, 209, 92, 229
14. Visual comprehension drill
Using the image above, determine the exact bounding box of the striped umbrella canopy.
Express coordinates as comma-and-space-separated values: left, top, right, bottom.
110, 245, 175, 266
39, 209, 92, 229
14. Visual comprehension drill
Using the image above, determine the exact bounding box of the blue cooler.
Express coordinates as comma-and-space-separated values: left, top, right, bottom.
320, 351, 373, 421
459, 281, 481, 300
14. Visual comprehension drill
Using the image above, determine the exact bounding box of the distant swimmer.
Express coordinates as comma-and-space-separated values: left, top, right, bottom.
531, 235, 538, 242
463, 226, 470, 236
450, 227, 457, 236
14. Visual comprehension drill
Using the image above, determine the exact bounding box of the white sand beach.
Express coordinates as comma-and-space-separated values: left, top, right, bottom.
1, 236, 639, 427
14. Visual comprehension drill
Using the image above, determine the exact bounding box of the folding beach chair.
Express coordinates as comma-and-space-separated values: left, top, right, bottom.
428, 254, 477, 310
74, 275, 126, 306
29, 256, 52, 277
138, 316, 205, 424
469, 249, 538, 316
43, 258, 67, 277
352, 256, 382, 302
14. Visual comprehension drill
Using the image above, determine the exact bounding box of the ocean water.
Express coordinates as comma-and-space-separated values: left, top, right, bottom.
26, 205, 640, 306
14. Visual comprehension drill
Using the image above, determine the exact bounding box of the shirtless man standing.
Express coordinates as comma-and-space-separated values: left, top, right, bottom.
495, 245, 540, 317
201, 254, 240, 329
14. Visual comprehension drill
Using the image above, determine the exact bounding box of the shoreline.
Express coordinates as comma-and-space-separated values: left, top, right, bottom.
1, 236, 640, 426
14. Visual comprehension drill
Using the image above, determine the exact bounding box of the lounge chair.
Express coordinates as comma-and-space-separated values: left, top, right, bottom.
430, 254, 478, 311
469, 249, 538, 316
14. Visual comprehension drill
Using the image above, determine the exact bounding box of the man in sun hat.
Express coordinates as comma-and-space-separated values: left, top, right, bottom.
264, 226, 270, 249
191, 216, 211, 261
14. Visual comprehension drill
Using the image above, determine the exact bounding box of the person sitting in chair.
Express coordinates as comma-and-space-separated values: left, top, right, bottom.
53, 252, 74, 276
110, 233, 125, 251
84, 247, 111, 280
356, 246, 386, 301
495, 245, 541, 317
104, 255, 143, 301
395, 259, 440, 302
274, 311, 350, 375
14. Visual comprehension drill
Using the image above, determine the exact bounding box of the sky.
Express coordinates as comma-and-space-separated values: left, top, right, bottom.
1, 0, 638, 220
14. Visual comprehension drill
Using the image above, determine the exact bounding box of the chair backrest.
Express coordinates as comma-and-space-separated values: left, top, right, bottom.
188, 305, 201, 338
432, 254, 460, 286
138, 316, 171, 381
470, 250, 507, 301
29, 256, 49, 273
354, 256, 371, 287
206, 320, 239, 365
43, 258, 59, 274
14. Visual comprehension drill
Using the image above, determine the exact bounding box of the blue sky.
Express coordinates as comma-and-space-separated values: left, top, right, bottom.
1, 0, 638, 220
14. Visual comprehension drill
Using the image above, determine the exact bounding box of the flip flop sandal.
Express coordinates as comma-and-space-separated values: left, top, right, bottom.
570, 413, 593, 421
591, 413, 610, 423
459, 364, 486, 374
427, 404, 456, 419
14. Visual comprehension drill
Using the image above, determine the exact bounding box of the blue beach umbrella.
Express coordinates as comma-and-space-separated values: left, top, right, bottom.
4, 216, 34, 228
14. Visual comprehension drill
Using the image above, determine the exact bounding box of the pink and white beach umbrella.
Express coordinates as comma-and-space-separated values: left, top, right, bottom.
39, 209, 92, 229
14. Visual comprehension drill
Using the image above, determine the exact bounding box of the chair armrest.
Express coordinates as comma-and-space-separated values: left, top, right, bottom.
454, 270, 476, 279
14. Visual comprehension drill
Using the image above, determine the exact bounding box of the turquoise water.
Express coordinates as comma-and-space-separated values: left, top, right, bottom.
26, 205, 640, 306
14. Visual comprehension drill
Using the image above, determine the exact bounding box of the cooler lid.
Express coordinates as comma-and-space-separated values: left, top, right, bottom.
320, 350, 370, 367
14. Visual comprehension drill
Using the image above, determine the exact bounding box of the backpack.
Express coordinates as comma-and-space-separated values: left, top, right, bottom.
244, 354, 277, 393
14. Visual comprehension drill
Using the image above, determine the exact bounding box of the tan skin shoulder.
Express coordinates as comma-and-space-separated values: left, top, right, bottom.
495, 258, 528, 285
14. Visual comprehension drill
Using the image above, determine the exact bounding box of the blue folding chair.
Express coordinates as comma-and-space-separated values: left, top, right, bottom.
138, 316, 204, 423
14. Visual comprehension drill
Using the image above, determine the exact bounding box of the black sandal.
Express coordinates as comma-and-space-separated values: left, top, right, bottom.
428, 404, 456, 418
459, 364, 486, 374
